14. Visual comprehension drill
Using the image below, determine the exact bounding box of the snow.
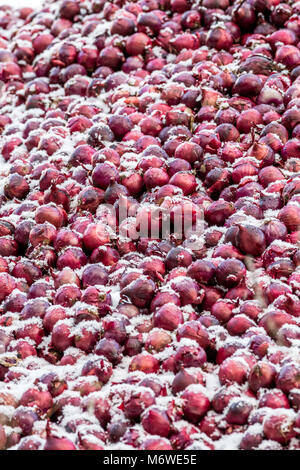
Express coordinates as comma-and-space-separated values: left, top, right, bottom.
0, 0, 43, 6
0, 0, 299, 453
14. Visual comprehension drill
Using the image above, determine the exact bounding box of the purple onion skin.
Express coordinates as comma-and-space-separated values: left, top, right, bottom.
2, 0, 300, 452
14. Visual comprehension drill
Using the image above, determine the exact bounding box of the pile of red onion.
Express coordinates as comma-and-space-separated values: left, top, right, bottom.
0, 0, 299, 451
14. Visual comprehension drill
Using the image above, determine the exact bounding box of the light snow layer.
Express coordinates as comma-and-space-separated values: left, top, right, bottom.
0, 1, 43, 6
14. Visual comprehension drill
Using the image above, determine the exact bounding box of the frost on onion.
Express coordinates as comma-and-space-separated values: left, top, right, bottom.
0, 0, 299, 452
